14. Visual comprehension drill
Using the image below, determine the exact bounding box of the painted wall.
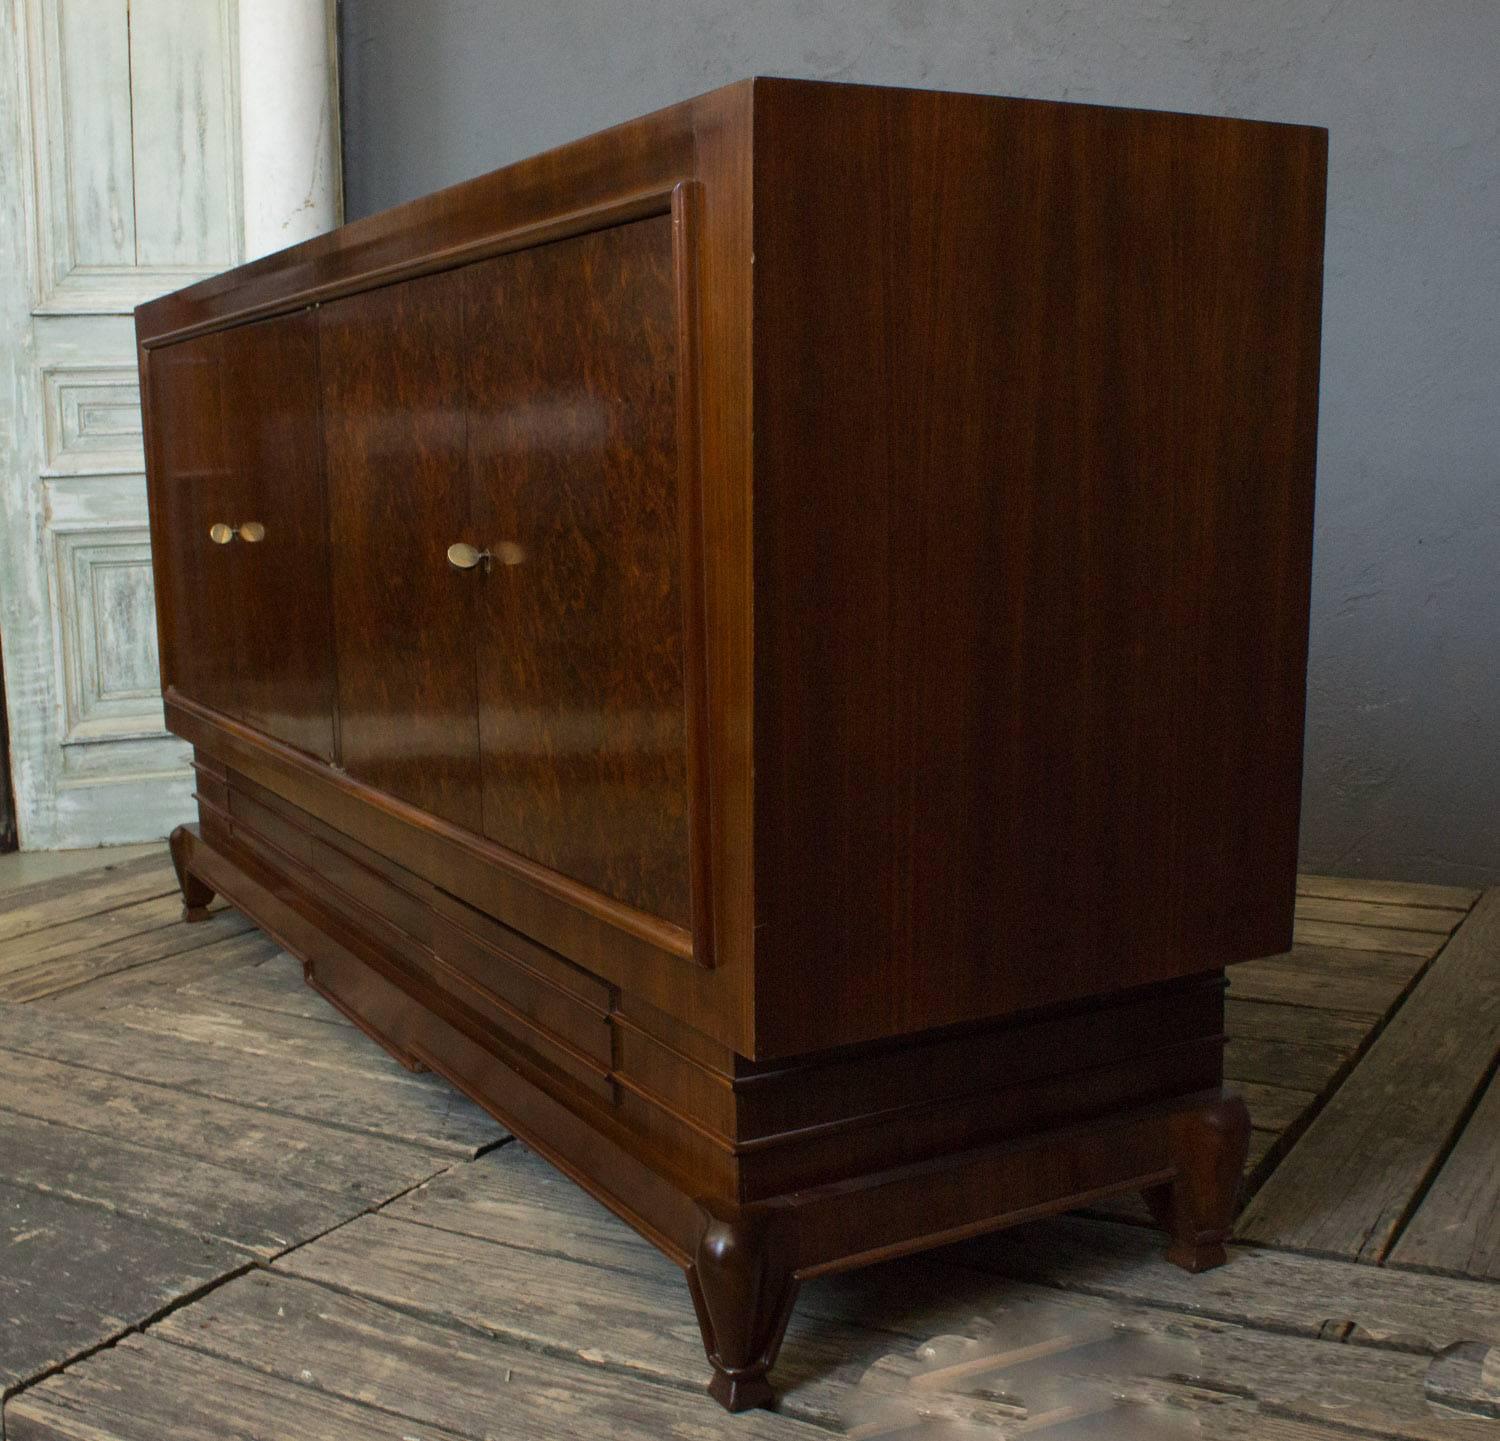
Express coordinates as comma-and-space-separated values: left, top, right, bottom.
338, 0, 1500, 886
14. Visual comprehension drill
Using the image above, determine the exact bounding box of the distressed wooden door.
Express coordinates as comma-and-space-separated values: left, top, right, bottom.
0, 0, 245, 846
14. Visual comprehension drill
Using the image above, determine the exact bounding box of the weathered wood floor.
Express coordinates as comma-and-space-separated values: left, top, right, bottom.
1, 849, 1496, 1437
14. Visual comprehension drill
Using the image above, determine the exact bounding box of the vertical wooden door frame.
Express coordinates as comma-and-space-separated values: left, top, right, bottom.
0, 0, 340, 850
0, 631, 16, 852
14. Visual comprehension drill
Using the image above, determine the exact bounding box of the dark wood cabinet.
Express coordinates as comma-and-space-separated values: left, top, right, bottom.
137, 78, 1326, 1413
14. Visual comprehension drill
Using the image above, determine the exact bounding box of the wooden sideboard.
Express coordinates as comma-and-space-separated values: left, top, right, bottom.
136, 78, 1326, 1411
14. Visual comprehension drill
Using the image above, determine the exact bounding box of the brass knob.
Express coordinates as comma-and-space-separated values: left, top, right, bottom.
239, 521, 266, 543
447, 542, 491, 570
209, 522, 234, 544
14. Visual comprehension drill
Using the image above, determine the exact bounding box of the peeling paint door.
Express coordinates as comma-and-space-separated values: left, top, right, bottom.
0, 0, 245, 847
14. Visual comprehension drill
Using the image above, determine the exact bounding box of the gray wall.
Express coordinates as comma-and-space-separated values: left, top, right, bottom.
338, 0, 1500, 886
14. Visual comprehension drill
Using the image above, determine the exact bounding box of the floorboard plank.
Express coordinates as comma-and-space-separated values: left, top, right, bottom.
1233, 1080, 1319, 1134
1389, 1067, 1500, 1280
1226, 998, 1372, 1050
0, 1110, 361, 1258
394, 1146, 1500, 1351
98, 995, 465, 1083
152, 1270, 820, 1440
0, 1047, 452, 1204
1236, 889, 1500, 1260
1297, 874, 1482, 912
4, 1333, 475, 1441
177, 950, 355, 1025
1293, 895, 1467, 935
0, 907, 254, 1005
1291, 917, 1444, 958
0, 1179, 242, 1396
1224, 1035, 1353, 1092
0, 855, 177, 944
0, 1004, 502, 1157
282, 1194, 1488, 1440
1228, 946, 1425, 1015
37, 931, 282, 1016
0, 851, 171, 917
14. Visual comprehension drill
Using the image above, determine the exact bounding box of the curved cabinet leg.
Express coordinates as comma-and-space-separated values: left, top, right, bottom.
1144, 1091, 1251, 1273
689, 1203, 799, 1413
169, 825, 217, 922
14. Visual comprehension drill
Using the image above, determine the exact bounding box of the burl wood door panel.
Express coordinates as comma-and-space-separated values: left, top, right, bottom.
463, 216, 693, 928
218, 310, 336, 761
144, 332, 243, 723
318, 271, 481, 829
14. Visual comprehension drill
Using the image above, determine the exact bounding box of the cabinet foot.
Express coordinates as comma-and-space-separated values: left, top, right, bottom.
1144, 1091, 1251, 1273
689, 1203, 799, 1413
169, 825, 217, 922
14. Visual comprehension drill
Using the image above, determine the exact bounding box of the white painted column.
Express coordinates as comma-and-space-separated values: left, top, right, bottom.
238, 0, 341, 260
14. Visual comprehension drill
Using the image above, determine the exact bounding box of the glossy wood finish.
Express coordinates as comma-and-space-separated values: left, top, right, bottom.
464, 215, 693, 928
750, 82, 1327, 1054
219, 310, 336, 761
317, 270, 481, 829
138, 78, 1323, 1413
143, 332, 240, 722
144, 313, 336, 761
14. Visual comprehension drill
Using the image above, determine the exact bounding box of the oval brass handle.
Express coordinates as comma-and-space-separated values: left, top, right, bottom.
209, 522, 266, 544
447, 542, 491, 570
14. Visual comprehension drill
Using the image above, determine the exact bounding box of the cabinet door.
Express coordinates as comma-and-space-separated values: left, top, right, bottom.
463, 217, 693, 928
318, 271, 481, 828
218, 311, 336, 761
144, 331, 243, 723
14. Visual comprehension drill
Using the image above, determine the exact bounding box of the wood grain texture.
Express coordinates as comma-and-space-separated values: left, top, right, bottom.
749, 78, 1327, 1053
0, 1047, 443, 1204
464, 215, 692, 928
1390, 1067, 1500, 1279
1294, 894, 1467, 934
1297, 874, 1482, 911
0, 896, 251, 1004
141, 331, 242, 720
0, 1002, 500, 1156
1237, 890, 1500, 1260
5, 1333, 475, 1441
318, 269, 481, 828
0, 1180, 240, 1395
0, 851, 175, 938
962, 1211, 1500, 1347
218, 308, 337, 760
1228, 945, 1427, 1016
179, 948, 354, 1024
38, 928, 280, 1016
0, 1109, 353, 1258
153, 1270, 820, 1441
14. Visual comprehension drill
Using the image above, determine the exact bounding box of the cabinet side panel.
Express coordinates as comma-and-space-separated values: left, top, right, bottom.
318, 271, 482, 829
751, 81, 1326, 1054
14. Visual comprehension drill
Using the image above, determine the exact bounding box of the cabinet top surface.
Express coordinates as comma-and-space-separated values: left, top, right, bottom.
134, 75, 1324, 348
